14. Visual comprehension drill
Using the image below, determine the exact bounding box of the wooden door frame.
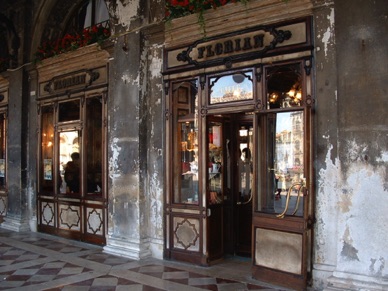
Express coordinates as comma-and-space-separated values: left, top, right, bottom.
251, 59, 314, 290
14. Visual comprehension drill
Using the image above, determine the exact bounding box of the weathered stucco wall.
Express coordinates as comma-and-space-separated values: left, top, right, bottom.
1, 0, 387, 289
104, 0, 165, 259
312, 1, 340, 289
314, 0, 388, 290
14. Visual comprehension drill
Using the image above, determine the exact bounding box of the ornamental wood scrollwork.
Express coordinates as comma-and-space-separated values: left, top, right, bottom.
304, 95, 315, 107
176, 25, 292, 69
200, 107, 208, 117
164, 109, 171, 121
255, 100, 263, 111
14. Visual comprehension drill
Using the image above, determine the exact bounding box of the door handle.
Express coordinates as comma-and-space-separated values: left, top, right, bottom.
276, 182, 305, 219
291, 185, 305, 216
239, 192, 252, 205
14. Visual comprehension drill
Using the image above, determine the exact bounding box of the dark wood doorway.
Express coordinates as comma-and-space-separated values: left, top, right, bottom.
209, 113, 253, 259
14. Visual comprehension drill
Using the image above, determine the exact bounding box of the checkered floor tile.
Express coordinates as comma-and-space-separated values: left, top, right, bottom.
0, 229, 286, 291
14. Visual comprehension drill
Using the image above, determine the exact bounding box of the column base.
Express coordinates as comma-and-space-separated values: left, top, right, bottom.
103, 235, 152, 260
324, 271, 387, 291
149, 237, 164, 259
1, 216, 30, 232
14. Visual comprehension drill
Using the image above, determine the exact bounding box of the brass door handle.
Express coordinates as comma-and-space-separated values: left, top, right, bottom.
237, 191, 252, 205
276, 182, 305, 219
291, 185, 305, 216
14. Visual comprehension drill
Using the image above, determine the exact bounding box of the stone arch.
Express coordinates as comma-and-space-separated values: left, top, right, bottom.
30, 0, 113, 62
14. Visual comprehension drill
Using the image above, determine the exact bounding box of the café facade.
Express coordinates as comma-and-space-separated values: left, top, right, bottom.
0, 0, 386, 290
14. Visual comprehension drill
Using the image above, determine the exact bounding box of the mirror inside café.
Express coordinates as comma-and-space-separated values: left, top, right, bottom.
59, 131, 80, 195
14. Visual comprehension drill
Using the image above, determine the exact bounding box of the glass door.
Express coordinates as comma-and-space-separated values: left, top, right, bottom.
207, 118, 224, 261
252, 61, 314, 290
206, 114, 254, 260
235, 122, 253, 256
38, 95, 107, 245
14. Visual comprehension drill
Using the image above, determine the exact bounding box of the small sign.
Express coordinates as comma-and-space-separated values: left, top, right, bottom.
0, 159, 5, 178
44, 159, 52, 180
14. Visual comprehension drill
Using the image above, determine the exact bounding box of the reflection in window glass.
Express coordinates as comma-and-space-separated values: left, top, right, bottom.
259, 111, 305, 217
173, 80, 199, 204
60, 131, 80, 195
238, 126, 253, 204
208, 122, 223, 205
0, 114, 6, 189
83, 0, 109, 28
209, 71, 253, 104
266, 63, 302, 109
58, 100, 80, 122
40, 106, 55, 194
66, 0, 109, 35
86, 97, 102, 196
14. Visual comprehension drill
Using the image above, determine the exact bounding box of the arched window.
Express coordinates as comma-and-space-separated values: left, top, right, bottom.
65, 0, 109, 35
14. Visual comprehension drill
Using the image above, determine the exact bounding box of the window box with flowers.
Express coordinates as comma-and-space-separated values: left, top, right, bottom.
33, 21, 110, 64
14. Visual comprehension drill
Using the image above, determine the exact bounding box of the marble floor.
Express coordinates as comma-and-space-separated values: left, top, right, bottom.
0, 228, 291, 291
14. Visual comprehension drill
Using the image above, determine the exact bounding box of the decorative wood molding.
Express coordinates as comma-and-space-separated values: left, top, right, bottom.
165, 0, 313, 48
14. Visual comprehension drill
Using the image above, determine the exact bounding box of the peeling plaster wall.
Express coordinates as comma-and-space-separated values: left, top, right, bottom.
104, 0, 165, 259
314, 0, 388, 289
145, 41, 164, 259
112, 0, 140, 28
106, 32, 145, 248
312, 1, 340, 287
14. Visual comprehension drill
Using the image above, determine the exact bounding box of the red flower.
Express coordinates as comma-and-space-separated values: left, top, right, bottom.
170, 0, 189, 6
34, 21, 110, 63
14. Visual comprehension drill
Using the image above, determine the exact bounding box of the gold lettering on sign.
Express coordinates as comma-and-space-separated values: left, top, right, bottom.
54, 75, 86, 90
197, 34, 265, 59
175, 26, 291, 69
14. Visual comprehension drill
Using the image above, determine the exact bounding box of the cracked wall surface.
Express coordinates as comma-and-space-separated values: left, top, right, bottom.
314, 0, 388, 289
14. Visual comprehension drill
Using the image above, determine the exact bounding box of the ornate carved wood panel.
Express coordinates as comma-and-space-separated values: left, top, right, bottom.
173, 216, 200, 252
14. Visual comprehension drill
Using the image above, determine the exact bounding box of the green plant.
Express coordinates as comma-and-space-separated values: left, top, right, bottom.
33, 22, 110, 64
165, 0, 249, 35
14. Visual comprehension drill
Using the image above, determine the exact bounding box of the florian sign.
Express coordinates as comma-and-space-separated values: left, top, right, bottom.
175, 26, 292, 69
38, 66, 108, 99
53, 74, 87, 91
163, 18, 314, 74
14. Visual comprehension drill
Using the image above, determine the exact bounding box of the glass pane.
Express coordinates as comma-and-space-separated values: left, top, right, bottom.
208, 122, 223, 205
259, 111, 305, 216
266, 63, 302, 109
0, 114, 6, 189
209, 71, 253, 104
83, 0, 110, 28
238, 126, 253, 203
40, 106, 55, 194
173, 80, 199, 204
58, 100, 80, 122
60, 131, 80, 194
85, 97, 102, 196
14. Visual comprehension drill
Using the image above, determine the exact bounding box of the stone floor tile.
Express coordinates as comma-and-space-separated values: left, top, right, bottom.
0, 228, 284, 291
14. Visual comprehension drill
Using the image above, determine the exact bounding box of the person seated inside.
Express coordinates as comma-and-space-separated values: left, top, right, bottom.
64, 152, 80, 193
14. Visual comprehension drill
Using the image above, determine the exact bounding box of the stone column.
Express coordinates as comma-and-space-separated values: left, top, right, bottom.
324, 0, 388, 290
104, 31, 151, 259
1, 68, 30, 231
311, 0, 340, 289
